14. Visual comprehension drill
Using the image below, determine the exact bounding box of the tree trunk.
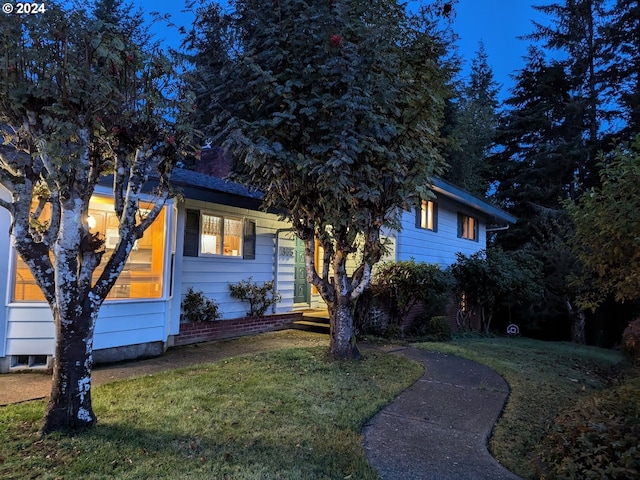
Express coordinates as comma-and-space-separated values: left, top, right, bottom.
40, 306, 97, 434
566, 298, 586, 345
328, 300, 361, 359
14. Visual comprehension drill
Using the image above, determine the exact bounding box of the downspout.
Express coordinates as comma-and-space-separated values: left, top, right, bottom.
273, 228, 296, 313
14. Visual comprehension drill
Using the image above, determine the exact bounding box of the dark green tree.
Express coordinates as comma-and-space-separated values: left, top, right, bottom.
450, 247, 543, 334
490, 46, 589, 341
442, 42, 500, 197
186, 0, 452, 358
599, 0, 640, 139
0, 2, 193, 433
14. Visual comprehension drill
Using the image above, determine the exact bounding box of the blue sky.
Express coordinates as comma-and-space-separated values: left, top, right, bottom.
451, 1, 545, 96
143, 0, 546, 99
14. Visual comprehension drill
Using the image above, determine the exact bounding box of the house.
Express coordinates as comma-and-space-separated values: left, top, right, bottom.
0, 169, 515, 373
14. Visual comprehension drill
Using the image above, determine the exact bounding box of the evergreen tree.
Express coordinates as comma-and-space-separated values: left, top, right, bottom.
442, 42, 500, 197
490, 47, 587, 341
599, 0, 640, 139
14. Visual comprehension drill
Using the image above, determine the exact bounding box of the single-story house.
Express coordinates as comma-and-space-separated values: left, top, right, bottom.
0, 168, 515, 373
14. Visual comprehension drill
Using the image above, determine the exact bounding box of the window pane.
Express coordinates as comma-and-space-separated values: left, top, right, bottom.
224, 217, 242, 256
13, 197, 166, 302
201, 214, 222, 255
420, 200, 435, 230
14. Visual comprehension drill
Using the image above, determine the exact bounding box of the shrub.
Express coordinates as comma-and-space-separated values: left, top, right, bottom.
621, 318, 640, 365
355, 260, 453, 335
539, 375, 640, 479
229, 277, 282, 317
410, 315, 452, 341
181, 287, 221, 322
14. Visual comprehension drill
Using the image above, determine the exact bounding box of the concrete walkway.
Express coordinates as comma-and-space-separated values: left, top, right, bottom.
362, 345, 521, 479
0, 330, 520, 479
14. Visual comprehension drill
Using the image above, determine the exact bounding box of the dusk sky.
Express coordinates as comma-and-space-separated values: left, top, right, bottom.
145, 0, 547, 99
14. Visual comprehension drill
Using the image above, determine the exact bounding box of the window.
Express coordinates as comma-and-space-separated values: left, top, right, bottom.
416, 200, 437, 231
13, 196, 167, 302
458, 213, 479, 241
183, 209, 256, 259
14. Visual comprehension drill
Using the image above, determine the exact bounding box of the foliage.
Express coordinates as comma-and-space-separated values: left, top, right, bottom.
539, 374, 640, 480
0, 0, 194, 433
419, 337, 627, 479
181, 287, 221, 323
441, 42, 500, 197
0, 347, 423, 479
374, 260, 453, 325
621, 318, 640, 365
229, 277, 282, 318
449, 247, 544, 333
566, 136, 640, 310
185, 0, 453, 357
410, 314, 452, 341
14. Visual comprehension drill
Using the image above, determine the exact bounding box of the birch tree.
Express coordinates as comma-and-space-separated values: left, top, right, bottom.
186, 0, 452, 358
0, 2, 193, 433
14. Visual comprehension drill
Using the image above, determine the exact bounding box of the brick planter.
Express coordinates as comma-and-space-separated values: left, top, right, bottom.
173, 312, 303, 347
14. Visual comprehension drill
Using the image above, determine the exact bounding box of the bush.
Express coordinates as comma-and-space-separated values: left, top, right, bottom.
539, 375, 640, 479
410, 314, 452, 341
229, 277, 282, 317
354, 260, 453, 336
621, 318, 640, 365
181, 287, 221, 322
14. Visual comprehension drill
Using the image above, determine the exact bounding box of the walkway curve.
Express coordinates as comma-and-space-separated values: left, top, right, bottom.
362, 346, 521, 480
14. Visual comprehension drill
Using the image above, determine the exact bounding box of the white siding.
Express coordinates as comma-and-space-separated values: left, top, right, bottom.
178, 199, 294, 319
4, 300, 169, 356
395, 196, 487, 267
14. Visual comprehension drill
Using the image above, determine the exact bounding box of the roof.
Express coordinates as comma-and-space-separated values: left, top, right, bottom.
169, 168, 263, 210
170, 169, 516, 225
431, 178, 517, 225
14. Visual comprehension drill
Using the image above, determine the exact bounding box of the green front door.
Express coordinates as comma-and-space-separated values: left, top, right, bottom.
293, 237, 309, 305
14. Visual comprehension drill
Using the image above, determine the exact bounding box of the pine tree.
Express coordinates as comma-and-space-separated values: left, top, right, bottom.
443, 42, 500, 197
599, 0, 640, 139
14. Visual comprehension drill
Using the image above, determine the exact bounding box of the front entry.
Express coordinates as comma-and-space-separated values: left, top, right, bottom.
293, 237, 309, 305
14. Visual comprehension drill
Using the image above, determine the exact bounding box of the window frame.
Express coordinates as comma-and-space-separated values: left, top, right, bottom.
199, 212, 243, 257
457, 213, 479, 241
415, 199, 438, 232
183, 209, 256, 260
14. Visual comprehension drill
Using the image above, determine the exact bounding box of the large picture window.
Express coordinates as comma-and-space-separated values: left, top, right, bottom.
12, 196, 167, 302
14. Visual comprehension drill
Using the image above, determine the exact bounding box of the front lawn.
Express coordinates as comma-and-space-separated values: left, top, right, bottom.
0, 347, 423, 480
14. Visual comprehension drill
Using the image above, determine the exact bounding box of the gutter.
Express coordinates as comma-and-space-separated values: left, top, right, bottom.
485, 225, 510, 232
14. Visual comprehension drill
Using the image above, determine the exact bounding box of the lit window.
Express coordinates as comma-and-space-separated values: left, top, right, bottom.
417, 200, 437, 231
458, 213, 478, 241
199, 213, 242, 257
12, 197, 166, 302
184, 210, 255, 259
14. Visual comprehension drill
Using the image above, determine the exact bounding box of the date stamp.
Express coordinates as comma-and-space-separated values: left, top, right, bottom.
2, 3, 46, 14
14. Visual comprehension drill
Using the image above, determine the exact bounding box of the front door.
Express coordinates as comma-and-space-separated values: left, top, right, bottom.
293, 237, 309, 305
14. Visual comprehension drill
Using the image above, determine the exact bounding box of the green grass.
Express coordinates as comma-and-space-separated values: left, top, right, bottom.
0, 347, 423, 480
417, 336, 630, 479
